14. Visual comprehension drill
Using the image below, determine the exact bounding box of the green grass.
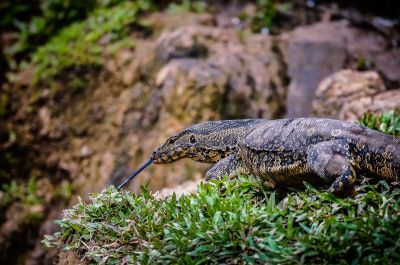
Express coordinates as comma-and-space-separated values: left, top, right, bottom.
43, 178, 400, 264
43, 110, 400, 264
358, 109, 400, 137
32, 1, 152, 81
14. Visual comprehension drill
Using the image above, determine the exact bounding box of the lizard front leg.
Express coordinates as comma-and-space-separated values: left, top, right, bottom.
205, 153, 247, 181
307, 139, 357, 197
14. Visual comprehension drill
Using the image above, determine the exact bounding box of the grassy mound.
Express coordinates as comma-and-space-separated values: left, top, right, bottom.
44, 178, 400, 264
44, 110, 400, 264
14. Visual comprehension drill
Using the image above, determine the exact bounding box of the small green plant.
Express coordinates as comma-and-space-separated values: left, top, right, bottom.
358, 109, 400, 136
1, 176, 42, 208
1, 176, 74, 223
356, 57, 374, 71
251, 0, 277, 33
55, 180, 74, 200
1, 177, 44, 222
1, 180, 23, 207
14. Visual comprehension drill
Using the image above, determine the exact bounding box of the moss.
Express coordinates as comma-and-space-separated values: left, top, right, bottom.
32, 1, 153, 82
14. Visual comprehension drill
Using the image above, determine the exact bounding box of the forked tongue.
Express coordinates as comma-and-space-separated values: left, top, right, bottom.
117, 159, 153, 190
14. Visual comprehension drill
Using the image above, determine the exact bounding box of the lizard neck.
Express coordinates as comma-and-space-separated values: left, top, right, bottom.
186, 119, 263, 163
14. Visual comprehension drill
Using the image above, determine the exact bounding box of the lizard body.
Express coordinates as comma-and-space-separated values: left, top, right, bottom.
150, 118, 400, 197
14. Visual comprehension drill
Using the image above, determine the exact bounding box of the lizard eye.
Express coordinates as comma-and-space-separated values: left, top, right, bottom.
190, 135, 196, 143
167, 138, 175, 144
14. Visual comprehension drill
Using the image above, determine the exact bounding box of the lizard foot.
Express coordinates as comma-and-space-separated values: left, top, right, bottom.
307, 139, 357, 197
205, 153, 245, 181
327, 166, 356, 198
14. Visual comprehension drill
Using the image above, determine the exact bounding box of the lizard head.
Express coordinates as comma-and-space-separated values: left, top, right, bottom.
150, 120, 259, 164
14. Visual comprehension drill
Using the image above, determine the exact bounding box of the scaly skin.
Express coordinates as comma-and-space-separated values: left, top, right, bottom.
150, 118, 400, 197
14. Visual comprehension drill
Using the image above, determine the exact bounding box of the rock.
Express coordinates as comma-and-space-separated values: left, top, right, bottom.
99, 152, 115, 183
80, 145, 91, 158
339, 90, 400, 121
281, 22, 347, 117
280, 20, 400, 117
154, 25, 287, 121
155, 27, 210, 63
313, 69, 400, 121
35, 178, 54, 204
38, 107, 51, 136
156, 58, 227, 123
148, 11, 214, 34
313, 69, 385, 118
58, 155, 79, 176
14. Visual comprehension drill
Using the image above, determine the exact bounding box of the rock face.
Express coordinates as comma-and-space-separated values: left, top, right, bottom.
339, 90, 400, 121
313, 69, 385, 118
313, 69, 400, 121
154, 25, 287, 122
280, 21, 400, 117
282, 22, 347, 117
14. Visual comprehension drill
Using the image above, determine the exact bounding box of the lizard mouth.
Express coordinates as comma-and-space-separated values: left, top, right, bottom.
150, 146, 232, 164
150, 147, 186, 164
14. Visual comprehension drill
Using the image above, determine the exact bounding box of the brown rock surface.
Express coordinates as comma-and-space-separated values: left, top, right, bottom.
340, 90, 400, 121
281, 22, 347, 117
280, 20, 400, 117
154, 25, 287, 121
313, 69, 386, 118
313, 69, 400, 121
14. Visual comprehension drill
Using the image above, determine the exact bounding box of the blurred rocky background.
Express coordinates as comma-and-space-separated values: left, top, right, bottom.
0, 0, 399, 264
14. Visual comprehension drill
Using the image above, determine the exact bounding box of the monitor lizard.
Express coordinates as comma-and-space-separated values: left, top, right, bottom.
150, 118, 400, 197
